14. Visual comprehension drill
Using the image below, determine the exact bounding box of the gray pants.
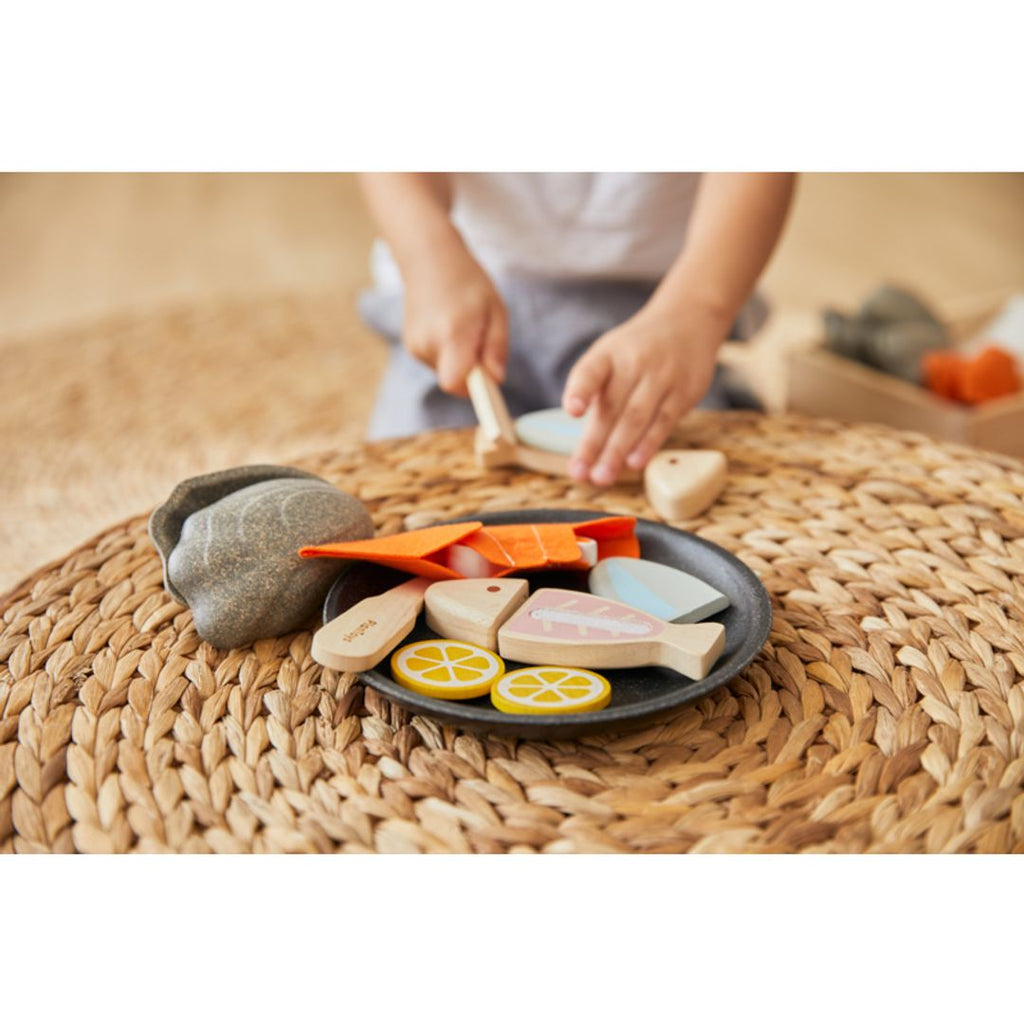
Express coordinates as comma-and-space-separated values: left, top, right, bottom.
362, 274, 763, 441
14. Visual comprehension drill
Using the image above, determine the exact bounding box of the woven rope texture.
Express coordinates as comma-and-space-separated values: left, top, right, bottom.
2, 413, 1024, 853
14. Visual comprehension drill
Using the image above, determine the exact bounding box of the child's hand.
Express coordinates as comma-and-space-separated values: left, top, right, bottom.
562, 307, 725, 486
403, 248, 508, 397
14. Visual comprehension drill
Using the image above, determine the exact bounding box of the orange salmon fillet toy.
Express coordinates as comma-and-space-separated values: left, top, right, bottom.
298, 516, 639, 581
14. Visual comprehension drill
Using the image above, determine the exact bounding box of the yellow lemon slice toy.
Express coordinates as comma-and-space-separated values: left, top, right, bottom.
391, 639, 505, 700
491, 666, 611, 715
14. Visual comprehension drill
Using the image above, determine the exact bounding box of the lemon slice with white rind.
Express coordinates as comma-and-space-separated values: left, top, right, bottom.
391, 639, 505, 700
491, 666, 611, 715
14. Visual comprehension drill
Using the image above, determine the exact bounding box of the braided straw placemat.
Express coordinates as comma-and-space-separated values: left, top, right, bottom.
3, 411, 1024, 853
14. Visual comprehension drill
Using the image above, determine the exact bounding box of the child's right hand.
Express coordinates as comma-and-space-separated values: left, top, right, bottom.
402, 247, 508, 398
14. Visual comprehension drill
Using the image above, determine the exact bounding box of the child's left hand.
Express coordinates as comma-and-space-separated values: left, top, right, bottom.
562, 306, 726, 486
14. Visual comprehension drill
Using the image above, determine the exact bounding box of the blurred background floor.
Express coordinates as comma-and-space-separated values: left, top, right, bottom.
2, 172, 1023, 592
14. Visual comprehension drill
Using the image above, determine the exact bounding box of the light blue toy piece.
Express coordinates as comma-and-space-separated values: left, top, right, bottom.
514, 408, 587, 455
588, 557, 730, 624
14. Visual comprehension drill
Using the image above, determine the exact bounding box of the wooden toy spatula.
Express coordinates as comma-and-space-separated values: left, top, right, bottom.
311, 577, 430, 672
497, 588, 725, 680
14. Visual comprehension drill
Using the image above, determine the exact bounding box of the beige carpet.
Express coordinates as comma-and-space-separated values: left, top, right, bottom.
0, 292, 388, 592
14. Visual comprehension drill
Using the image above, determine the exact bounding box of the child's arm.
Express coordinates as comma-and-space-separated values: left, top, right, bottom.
359, 173, 507, 395
563, 172, 796, 486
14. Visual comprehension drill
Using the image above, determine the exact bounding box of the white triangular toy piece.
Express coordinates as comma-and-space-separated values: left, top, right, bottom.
424, 577, 529, 650
589, 557, 729, 623
644, 449, 727, 520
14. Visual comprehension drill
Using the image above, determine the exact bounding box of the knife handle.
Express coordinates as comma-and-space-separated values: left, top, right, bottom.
311, 577, 430, 672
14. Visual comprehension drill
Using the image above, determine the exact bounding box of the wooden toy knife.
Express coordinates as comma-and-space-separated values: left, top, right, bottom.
311, 577, 431, 672
466, 365, 641, 481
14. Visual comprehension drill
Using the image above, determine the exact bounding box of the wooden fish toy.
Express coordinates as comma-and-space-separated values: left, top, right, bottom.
497, 588, 725, 680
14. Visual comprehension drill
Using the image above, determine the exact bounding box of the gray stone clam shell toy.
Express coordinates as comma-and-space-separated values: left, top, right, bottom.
823, 284, 949, 383
148, 465, 374, 649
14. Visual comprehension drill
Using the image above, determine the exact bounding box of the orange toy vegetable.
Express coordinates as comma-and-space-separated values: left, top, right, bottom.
922, 350, 961, 401
960, 346, 1020, 404
922, 345, 1021, 405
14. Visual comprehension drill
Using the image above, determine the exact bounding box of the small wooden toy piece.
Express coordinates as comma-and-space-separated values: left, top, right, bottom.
491, 666, 612, 715
588, 557, 730, 623
311, 577, 430, 672
643, 449, 727, 521
390, 638, 505, 700
513, 407, 586, 455
467, 365, 641, 481
475, 432, 585, 476
424, 577, 529, 650
497, 588, 725, 680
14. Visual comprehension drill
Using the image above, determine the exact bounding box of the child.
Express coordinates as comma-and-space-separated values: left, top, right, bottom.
358, 173, 795, 486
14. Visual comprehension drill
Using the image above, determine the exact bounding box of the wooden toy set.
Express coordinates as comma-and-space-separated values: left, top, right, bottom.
787, 288, 1024, 457
292, 365, 764, 729
149, 366, 767, 735
303, 513, 733, 719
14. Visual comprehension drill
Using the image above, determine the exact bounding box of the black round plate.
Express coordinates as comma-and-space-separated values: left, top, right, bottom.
322, 508, 773, 739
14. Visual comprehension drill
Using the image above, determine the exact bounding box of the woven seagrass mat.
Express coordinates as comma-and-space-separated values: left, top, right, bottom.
3, 411, 1024, 853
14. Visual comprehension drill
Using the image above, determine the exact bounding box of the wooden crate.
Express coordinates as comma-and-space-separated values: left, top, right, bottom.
784, 295, 1024, 457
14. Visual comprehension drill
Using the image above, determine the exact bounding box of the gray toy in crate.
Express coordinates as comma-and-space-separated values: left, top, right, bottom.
823, 284, 949, 383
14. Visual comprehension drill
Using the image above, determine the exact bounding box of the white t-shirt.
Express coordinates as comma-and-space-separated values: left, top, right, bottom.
370, 172, 703, 290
